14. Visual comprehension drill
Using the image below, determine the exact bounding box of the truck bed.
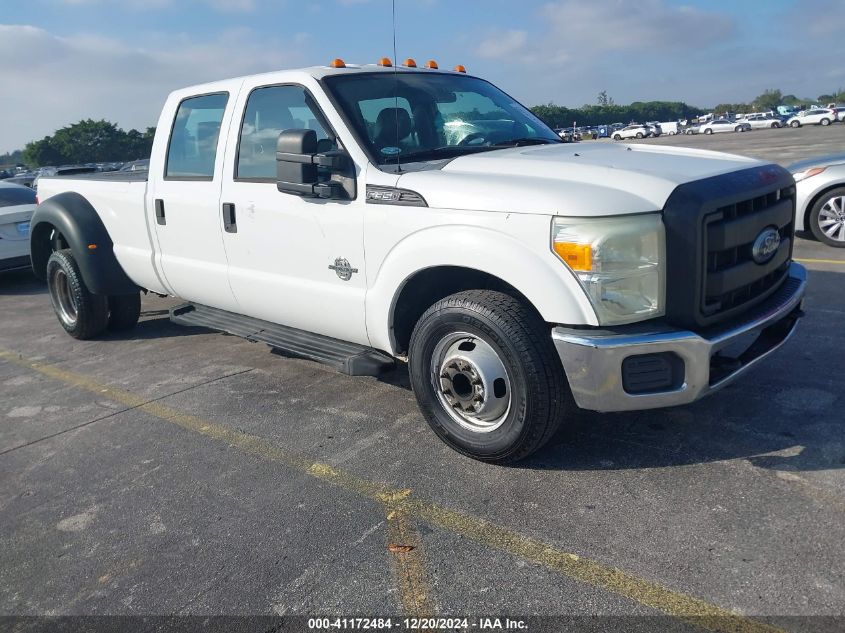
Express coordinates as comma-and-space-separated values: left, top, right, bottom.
40, 171, 148, 184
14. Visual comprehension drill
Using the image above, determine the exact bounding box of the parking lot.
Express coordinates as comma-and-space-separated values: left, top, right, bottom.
2, 129, 844, 632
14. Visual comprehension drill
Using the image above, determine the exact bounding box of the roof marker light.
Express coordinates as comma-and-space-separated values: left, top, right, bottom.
378, 57, 393, 67
425, 60, 438, 69
404, 58, 417, 67
454, 64, 467, 73
330, 58, 346, 68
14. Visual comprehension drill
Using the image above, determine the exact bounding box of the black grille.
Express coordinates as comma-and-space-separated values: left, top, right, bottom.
702, 186, 794, 317
662, 165, 796, 329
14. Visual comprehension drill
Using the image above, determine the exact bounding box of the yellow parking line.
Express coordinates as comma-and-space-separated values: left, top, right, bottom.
0, 348, 785, 633
383, 490, 437, 619
794, 257, 845, 265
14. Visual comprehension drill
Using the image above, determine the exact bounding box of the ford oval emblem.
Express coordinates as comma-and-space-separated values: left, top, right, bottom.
751, 226, 781, 264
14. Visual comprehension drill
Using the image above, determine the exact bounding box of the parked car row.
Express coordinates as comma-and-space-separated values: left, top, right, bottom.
0, 159, 149, 191
681, 108, 844, 135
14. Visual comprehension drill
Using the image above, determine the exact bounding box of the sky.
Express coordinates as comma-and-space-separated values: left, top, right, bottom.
2, 0, 844, 153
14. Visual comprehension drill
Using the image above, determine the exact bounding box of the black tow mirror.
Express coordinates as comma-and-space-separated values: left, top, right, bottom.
276, 129, 349, 198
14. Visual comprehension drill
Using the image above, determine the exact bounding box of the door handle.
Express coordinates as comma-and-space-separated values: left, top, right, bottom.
154, 199, 166, 225
222, 203, 237, 233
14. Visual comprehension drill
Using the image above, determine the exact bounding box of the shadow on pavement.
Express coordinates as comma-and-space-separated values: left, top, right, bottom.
0, 268, 44, 295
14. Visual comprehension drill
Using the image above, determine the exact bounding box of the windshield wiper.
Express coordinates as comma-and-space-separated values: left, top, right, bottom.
394, 138, 561, 164
491, 137, 561, 147
395, 145, 490, 163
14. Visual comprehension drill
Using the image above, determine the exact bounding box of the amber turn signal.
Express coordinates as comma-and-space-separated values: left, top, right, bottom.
553, 242, 592, 271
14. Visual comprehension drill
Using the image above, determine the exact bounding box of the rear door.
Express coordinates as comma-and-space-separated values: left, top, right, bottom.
147, 91, 240, 311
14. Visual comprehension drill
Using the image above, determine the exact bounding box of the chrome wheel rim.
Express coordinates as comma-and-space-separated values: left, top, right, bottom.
819, 196, 845, 242
431, 332, 511, 433
49, 268, 78, 327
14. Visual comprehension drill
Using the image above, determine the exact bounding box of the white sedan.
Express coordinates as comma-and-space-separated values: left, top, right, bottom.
0, 182, 36, 271
611, 124, 650, 140
786, 109, 835, 127
737, 114, 783, 129
791, 154, 845, 247
699, 119, 751, 134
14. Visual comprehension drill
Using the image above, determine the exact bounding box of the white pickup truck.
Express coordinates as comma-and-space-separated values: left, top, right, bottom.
31, 60, 806, 463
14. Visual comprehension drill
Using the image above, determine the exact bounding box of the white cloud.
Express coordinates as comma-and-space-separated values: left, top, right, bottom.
0, 24, 307, 152
475, 0, 735, 64
475, 29, 528, 60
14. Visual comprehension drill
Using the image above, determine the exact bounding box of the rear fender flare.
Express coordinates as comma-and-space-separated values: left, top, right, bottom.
29, 191, 138, 295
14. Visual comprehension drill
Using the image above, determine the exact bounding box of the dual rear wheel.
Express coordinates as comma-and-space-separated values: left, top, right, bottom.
46, 249, 140, 339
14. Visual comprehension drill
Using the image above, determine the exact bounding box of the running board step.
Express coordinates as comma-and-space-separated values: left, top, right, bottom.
169, 303, 394, 377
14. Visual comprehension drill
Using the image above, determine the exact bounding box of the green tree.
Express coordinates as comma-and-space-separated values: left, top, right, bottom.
753, 89, 783, 111
597, 90, 614, 107
22, 137, 64, 167
531, 101, 705, 128
20, 120, 155, 167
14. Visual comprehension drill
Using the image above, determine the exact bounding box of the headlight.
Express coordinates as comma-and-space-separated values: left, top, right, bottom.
551, 214, 665, 325
792, 166, 826, 182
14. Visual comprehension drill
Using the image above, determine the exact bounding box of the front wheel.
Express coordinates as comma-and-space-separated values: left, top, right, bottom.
791, 120, 800, 128
46, 249, 109, 339
408, 290, 568, 464
704, 128, 713, 134
612, 134, 622, 140
809, 187, 845, 247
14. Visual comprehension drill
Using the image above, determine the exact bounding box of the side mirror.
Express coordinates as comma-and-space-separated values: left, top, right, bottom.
276, 129, 349, 199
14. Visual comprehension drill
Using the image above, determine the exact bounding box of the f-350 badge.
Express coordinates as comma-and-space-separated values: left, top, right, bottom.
329, 257, 358, 281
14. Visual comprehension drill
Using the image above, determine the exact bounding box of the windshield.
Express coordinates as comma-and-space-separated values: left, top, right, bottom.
323, 72, 560, 166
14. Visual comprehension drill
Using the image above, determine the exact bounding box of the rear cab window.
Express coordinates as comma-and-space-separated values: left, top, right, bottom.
165, 93, 229, 180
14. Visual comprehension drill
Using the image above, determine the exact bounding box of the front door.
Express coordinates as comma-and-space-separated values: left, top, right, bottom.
219, 83, 367, 345
148, 91, 239, 312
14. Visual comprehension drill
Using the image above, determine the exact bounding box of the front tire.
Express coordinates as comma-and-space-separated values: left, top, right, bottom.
612, 134, 621, 140
791, 120, 800, 128
809, 187, 845, 247
408, 290, 568, 464
705, 128, 713, 134
46, 249, 109, 339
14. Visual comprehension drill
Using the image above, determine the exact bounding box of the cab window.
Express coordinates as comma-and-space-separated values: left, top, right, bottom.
165, 93, 228, 179
236, 85, 333, 180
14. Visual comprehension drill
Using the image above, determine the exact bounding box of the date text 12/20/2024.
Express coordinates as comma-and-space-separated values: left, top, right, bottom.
307, 618, 528, 630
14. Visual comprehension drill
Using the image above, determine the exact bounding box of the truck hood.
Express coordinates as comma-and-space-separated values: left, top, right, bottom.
395, 142, 763, 216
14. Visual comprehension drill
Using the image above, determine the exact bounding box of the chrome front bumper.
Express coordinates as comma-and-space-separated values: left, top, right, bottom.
552, 263, 806, 412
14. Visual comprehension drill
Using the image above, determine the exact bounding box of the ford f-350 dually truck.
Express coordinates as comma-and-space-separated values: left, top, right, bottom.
31, 60, 805, 463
